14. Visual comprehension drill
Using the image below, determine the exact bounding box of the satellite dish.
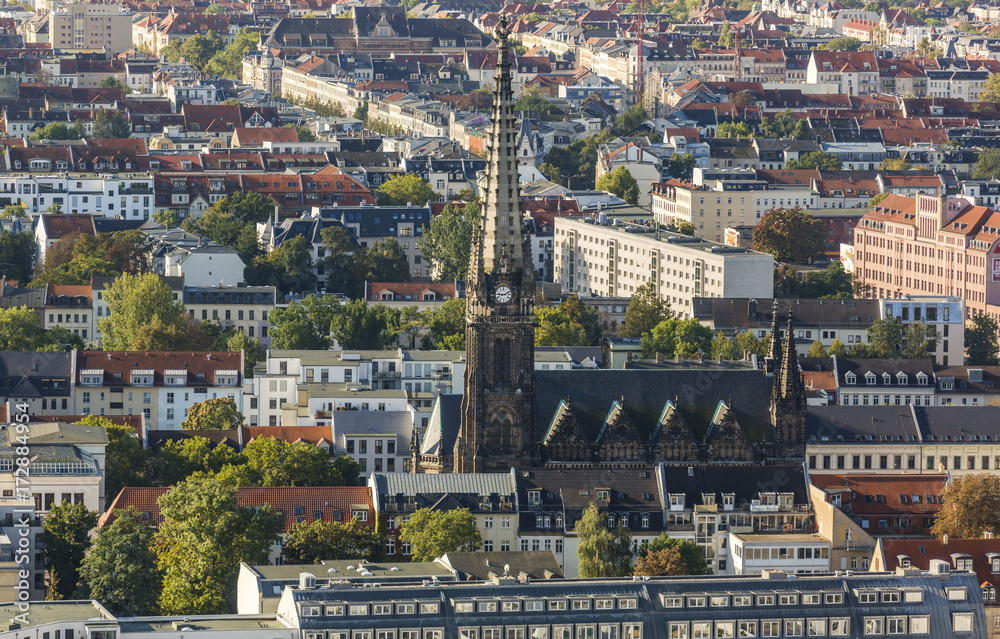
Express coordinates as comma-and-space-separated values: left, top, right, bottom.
504, 564, 510, 574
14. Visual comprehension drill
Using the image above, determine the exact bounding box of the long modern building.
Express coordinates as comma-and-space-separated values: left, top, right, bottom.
553, 217, 774, 317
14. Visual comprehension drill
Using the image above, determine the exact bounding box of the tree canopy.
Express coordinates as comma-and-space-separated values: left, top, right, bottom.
78, 507, 160, 616
931, 474, 999, 538
967, 313, 1000, 366
97, 273, 189, 351
576, 503, 633, 578
634, 534, 710, 576
181, 397, 245, 431
42, 500, 98, 599
620, 282, 673, 338
785, 151, 842, 170
535, 296, 602, 347
79, 415, 148, 499
641, 318, 714, 359
752, 206, 827, 263
0, 231, 36, 284
818, 37, 861, 51
398, 508, 481, 561
281, 518, 384, 564
417, 202, 479, 282
595, 166, 640, 204
216, 436, 354, 487
375, 174, 440, 206
973, 147, 1000, 180
155, 474, 283, 614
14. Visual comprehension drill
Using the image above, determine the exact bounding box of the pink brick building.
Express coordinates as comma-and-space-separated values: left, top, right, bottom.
854, 192, 1000, 322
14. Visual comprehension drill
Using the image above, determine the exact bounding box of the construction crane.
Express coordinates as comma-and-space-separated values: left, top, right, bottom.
636, 0, 644, 105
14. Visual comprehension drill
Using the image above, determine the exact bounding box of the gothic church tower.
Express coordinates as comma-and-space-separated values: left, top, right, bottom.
452, 15, 538, 473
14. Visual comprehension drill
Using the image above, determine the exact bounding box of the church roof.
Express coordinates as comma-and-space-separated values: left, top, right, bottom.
533, 368, 774, 442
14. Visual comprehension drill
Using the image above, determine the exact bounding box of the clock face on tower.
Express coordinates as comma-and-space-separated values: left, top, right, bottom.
495, 285, 512, 303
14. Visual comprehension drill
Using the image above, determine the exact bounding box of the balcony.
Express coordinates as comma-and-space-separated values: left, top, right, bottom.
120, 185, 153, 194
373, 370, 401, 379
749, 501, 780, 513
315, 410, 329, 418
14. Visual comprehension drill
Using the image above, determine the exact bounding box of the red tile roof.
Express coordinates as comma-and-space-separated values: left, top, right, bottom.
366, 282, 458, 302
231, 127, 299, 147
874, 538, 1000, 592
100, 486, 375, 531
242, 425, 333, 448
40, 214, 95, 239
76, 351, 242, 386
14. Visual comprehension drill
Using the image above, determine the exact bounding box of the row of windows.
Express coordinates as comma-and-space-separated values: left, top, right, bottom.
455, 598, 637, 613
663, 593, 842, 608
307, 624, 642, 639
809, 452, 1000, 472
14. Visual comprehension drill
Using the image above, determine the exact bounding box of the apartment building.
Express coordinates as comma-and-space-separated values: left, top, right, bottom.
0, 352, 75, 418
49, 4, 133, 52
812, 474, 946, 537
4, 171, 154, 220
834, 358, 937, 408
806, 50, 880, 95
692, 297, 881, 356
183, 285, 277, 342
0, 421, 108, 513
853, 193, 1000, 321
806, 404, 1000, 476
651, 172, 820, 243
371, 473, 519, 563
75, 351, 243, 430
553, 217, 774, 317
879, 295, 965, 365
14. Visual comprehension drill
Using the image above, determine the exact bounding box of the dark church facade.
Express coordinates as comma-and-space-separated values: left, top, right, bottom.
412, 17, 807, 474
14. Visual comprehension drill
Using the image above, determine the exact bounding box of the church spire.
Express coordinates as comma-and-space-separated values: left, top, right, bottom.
764, 298, 781, 376
779, 309, 804, 401
469, 13, 525, 286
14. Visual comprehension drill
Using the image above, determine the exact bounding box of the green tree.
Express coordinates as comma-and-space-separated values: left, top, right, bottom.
535, 307, 587, 346
156, 437, 242, 486
718, 20, 734, 47
868, 192, 890, 208
398, 508, 482, 561
247, 235, 317, 295
1, 203, 27, 218
931, 473, 1000, 539
320, 225, 364, 297
98, 77, 128, 91
967, 314, 1000, 365
204, 3, 225, 13
752, 206, 827, 263
534, 296, 601, 346
417, 202, 479, 282
42, 501, 98, 600
0, 231, 36, 283
973, 147, 1000, 180
0, 306, 44, 350
666, 153, 697, 180
457, 89, 492, 111
620, 282, 673, 338
515, 87, 561, 116
595, 166, 640, 204
178, 32, 223, 72
183, 192, 273, 263
98, 273, 187, 351
268, 293, 342, 350
880, 158, 912, 170
216, 436, 345, 487
205, 28, 261, 79
425, 298, 466, 349
980, 74, 1000, 103
818, 37, 861, 51
331, 298, 395, 350
576, 503, 632, 578
362, 238, 410, 283
716, 121, 754, 138
641, 318, 714, 358
79, 416, 148, 500
281, 518, 384, 564
29, 120, 84, 141
634, 534, 709, 576
181, 397, 244, 431
78, 507, 160, 615
806, 341, 828, 357
228, 331, 266, 378
786, 151, 842, 170
91, 109, 131, 139
376, 174, 440, 206
829, 338, 848, 357
155, 474, 283, 614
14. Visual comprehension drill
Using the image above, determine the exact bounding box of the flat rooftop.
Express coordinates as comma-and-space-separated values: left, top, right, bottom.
119, 616, 291, 633
0, 602, 113, 629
